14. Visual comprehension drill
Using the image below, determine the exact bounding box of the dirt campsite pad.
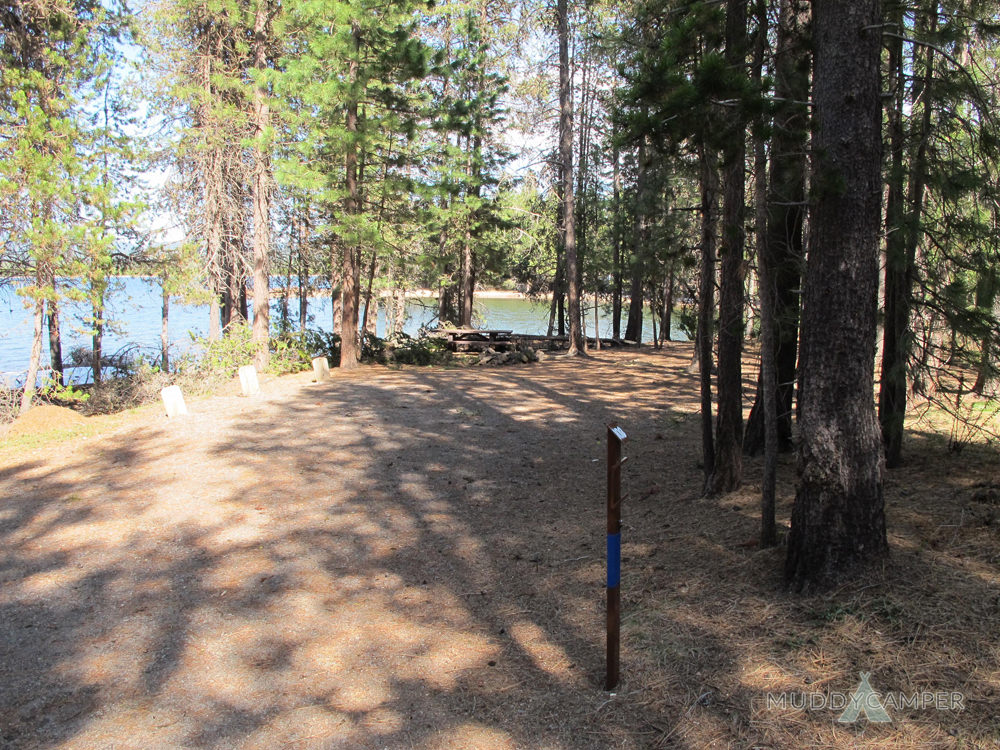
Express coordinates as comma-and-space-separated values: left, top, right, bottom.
1, 347, 999, 749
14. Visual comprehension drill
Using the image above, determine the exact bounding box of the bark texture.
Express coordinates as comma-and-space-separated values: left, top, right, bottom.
625, 135, 648, 344
707, 0, 748, 496
878, 5, 935, 466
339, 23, 362, 370
743, 0, 810, 456
251, 0, 272, 372
698, 146, 719, 487
786, 0, 887, 591
557, 0, 583, 355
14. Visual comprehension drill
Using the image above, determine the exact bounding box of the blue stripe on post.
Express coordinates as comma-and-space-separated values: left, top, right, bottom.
607, 533, 621, 588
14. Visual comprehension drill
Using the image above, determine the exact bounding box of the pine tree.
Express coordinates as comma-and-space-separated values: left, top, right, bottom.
276, 0, 429, 367
0, 0, 131, 411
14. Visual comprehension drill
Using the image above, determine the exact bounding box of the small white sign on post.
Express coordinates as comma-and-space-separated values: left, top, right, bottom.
161, 385, 188, 418
239, 365, 261, 396
312, 356, 330, 382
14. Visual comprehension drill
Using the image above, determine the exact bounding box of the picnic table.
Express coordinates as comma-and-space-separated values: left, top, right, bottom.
429, 328, 515, 352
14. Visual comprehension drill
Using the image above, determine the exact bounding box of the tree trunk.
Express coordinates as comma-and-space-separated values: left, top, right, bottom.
612, 142, 623, 340
753, 0, 776, 547
201, 45, 224, 345
298, 218, 309, 333
460, 234, 475, 327
879, 6, 935, 466
557, 268, 566, 336
760, 216, 779, 547
625, 135, 648, 343
238, 279, 249, 324
221, 257, 235, 330
557, 0, 583, 355
281, 230, 293, 330
661, 266, 674, 343
209, 295, 222, 341
91, 294, 104, 385
743, 0, 810, 456
547, 234, 559, 337
251, 0, 272, 372
877, 0, 906, 466
161, 286, 170, 372
223, 264, 241, 328
745, 263, 758, 340
973, 272, 998, 395
47, 282, 63, 387
576, 38, 594, 353
758, 241, 778, 548
439, 274, 454, 326
436, 192, 457, 326
594, 294, 601, 350
698, 145, 719, 487
707, 0, 748, 496
786, 0, 887, 592
46, 309, 63, 386
649, 285, 658, 349
339, 23, 362, 369
394, 285, 407, 338
459, 128, 481, 328
361, 249, 378, 335
332, 274, 342, 334
21, 296, 45, 415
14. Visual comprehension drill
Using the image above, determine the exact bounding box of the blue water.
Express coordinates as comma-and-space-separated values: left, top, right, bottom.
0, 277, 686, 384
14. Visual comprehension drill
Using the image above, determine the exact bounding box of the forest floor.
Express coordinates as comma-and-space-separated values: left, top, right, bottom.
1, 345, 998, 750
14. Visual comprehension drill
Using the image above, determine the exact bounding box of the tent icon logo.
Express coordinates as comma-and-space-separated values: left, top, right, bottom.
838, 672, 892, 723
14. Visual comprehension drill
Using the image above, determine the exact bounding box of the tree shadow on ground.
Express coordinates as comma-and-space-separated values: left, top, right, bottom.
0, 347, 997, 749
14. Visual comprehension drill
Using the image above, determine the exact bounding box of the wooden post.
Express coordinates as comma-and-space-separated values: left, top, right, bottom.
606, 424, 627, 691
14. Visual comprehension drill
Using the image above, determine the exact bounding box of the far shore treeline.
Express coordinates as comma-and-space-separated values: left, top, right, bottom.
2, 0, 999, 589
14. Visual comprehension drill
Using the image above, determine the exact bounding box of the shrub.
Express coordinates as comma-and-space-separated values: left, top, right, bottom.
383, 333, 452, 366
183, 323, 257, 378
178, 322, 321, 378
362, 333, 386, 363
0, 384, 19, 425
296, 329, 341, 367
81, 361, 174, 416
36, 325, 451, 419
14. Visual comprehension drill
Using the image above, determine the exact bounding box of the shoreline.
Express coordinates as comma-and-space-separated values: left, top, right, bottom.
2, 277, 547, 302
272, 287, 552, 301
397, 288, 549, 300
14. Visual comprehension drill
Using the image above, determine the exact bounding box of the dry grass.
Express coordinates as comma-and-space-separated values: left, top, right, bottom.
604, 399, 1000, 749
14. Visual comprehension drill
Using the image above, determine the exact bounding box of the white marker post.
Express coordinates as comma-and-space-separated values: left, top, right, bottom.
161, 385, 188, 418
312, 356, 330, 382
239, 365, 260, 396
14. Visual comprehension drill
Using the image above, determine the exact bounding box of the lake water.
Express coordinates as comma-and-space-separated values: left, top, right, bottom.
0, 277, 685, 383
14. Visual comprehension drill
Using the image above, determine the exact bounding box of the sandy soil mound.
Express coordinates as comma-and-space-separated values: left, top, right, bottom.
7, 403, 85, 437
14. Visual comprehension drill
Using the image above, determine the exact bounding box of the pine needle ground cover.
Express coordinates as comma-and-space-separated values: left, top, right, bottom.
0, 347, 997, 749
